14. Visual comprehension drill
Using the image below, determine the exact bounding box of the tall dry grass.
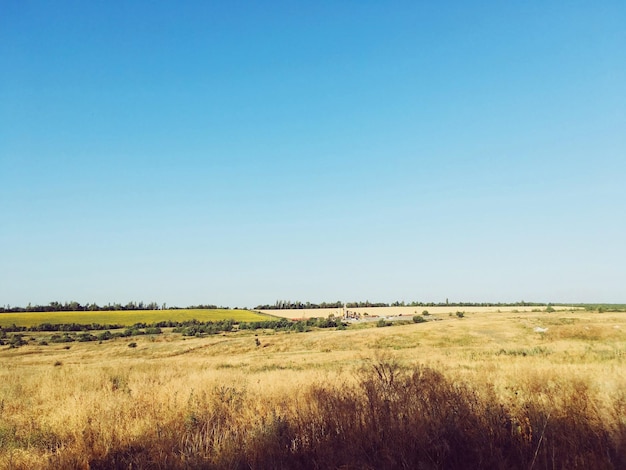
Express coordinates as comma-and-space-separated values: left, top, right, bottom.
0, 309, 624, 469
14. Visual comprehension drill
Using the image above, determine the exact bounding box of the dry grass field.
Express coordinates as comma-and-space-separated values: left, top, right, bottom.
1, 308, 624, 469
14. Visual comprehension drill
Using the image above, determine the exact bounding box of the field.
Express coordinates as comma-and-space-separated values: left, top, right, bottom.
259, 305, 578, 319
0, 309, 271, 327
1, 307, 625, 468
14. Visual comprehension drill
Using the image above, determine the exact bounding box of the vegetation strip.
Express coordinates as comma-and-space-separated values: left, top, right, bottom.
0, 317, 349, 347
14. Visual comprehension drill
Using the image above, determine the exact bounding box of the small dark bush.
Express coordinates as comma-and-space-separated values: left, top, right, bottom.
77, 333, 97, 342
413, 315, 427, 323
8, 334, 28, 348
97, 331, 113, 341
50, 334, 75, 343
128, 342, 137, 348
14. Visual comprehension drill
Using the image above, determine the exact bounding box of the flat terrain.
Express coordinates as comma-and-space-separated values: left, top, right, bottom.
0, 308, 271, 327
1, 307, 624, 468
259, 304, 578, 319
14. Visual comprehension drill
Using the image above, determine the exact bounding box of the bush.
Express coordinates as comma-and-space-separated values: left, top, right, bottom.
50, 334, 75, 343
456, 311, 465, 318
413, 315, 427, 323
8, 334, 28, 348
316, 317, 338, 328
128, 342, 137, 348
376, 319, 392, 327
422, 310, 430, 316
97, 331, 113, 341
77, 333, 97, 342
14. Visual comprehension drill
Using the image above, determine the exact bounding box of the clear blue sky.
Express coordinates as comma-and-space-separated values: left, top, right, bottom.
1, 1, 625, 308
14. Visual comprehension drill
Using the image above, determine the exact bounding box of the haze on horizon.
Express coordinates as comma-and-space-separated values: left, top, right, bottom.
1, 1, 625, 308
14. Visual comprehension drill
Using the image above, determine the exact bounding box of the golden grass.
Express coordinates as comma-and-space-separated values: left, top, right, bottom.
0, 308, 272, 327
1, 309, 624, 468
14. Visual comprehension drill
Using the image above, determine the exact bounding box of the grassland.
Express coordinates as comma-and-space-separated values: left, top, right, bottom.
0, 308, 271, 327
1, 308, 624, 468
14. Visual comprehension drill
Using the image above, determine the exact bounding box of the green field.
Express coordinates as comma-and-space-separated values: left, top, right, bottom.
0, 308, 272, 327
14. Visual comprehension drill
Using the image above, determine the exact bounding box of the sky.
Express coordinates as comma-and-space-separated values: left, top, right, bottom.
1, 1, 625, 308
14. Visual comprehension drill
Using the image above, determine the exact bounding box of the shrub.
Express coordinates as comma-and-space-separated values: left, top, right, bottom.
128, 342, 137, 348
413, 315, 427, 323
8, 334, 27, 348
316, 317, 338, 328
97, 331, 113, 341
77, 333, 97, 342
456, 311, 465, 318
376, 319, 392, 327
50, 334, 75, 343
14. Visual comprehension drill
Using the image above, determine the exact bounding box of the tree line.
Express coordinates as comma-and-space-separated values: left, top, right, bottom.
2, 299, 556, 314
0, 301, 224, 313
255, 300, 548, 310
